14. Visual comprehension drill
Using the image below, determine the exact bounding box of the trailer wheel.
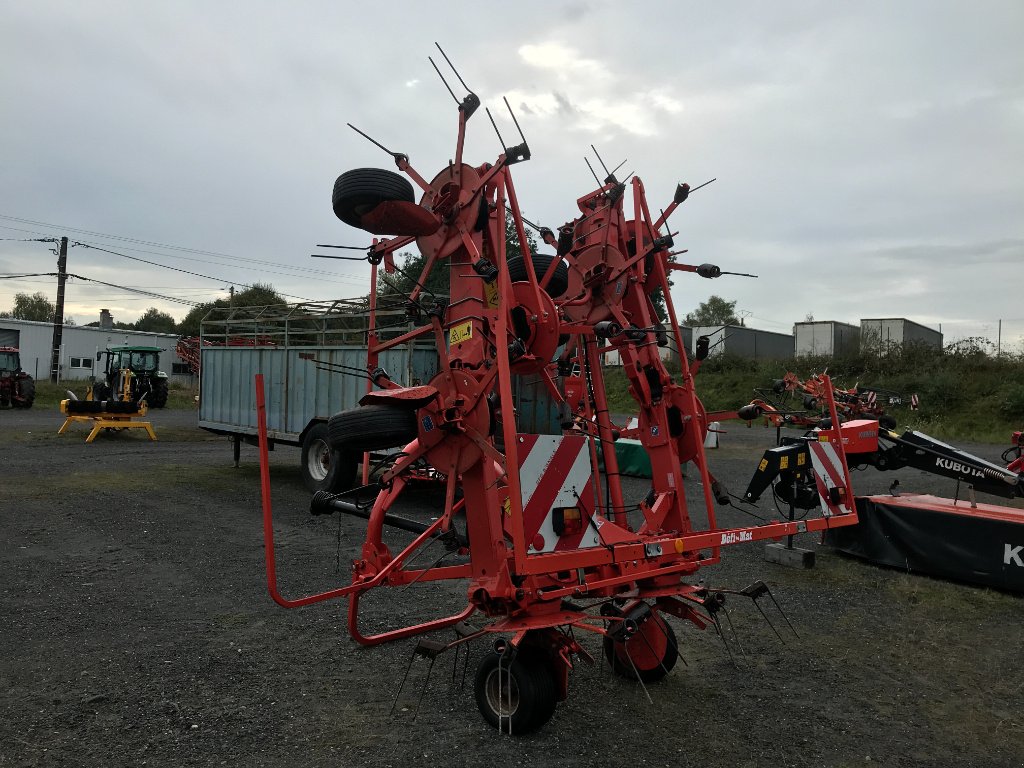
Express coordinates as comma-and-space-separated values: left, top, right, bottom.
301, 423, 357, 494
603, 610, 678, 683
327, 405, 418, 453
507, 253, 569, 297
332, 168, 415, 229
474, 649, 556, 734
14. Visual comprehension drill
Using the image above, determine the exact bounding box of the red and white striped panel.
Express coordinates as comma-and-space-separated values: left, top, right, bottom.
808, 439, 853, 517
514, 434, 600, 553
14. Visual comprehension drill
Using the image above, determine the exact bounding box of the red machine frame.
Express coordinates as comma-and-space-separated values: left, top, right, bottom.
259, 62, 860, 731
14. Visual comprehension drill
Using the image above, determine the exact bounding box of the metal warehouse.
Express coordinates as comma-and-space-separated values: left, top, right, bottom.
794, 320, 860, 357
691, 324, 794, 360
860, 318, 943, 351
0, 315, 191, 384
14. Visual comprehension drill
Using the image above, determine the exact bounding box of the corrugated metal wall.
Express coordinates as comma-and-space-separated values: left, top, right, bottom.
198, 345, 438, 441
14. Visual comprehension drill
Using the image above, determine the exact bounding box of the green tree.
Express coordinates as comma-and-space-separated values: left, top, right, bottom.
685, 295, 739, 327
0, 291, 56, 322
133, 307, 178, 334
177, 283, 287, 336
377, 251, 450, 301
504, 215, 540, 262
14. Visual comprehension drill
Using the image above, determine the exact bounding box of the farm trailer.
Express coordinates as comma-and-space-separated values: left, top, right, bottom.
197, 302, 438, 492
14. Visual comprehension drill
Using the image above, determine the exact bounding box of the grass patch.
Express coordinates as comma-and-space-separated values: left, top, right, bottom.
600, 347, 1024, 445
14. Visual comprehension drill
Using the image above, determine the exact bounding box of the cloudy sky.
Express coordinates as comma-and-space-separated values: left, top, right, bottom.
2, 1, 1022, 347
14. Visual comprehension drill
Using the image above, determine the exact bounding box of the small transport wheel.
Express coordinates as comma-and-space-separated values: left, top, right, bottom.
301, 423, 357, 494
327, 405, 419, 454
1001, 446, 1022, 464
474, 649, 557, 734
507, 253, 569, 297
604, 609, 678, 683
332, 168, 415, 229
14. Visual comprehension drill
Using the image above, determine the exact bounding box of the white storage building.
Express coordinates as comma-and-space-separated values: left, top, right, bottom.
0, 315, 192, 384
794, 321, 860, 357
691, 324, 794, 360
860, 318, 943, 351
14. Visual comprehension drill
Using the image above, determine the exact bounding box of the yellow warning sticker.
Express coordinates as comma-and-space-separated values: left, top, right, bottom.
484, 280, 500, 308
758, 458, 768, 472
449, 321, 473, 345
797, 453, 806, 466
502, 498, 511, 517
780, 456, 789, 469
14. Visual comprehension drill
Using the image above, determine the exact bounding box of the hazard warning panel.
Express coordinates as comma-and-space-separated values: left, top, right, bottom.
808, 439, 853, 517
512, 434, 601, 553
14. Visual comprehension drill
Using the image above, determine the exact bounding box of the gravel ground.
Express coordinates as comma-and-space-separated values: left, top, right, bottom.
1, 406, 1022, 768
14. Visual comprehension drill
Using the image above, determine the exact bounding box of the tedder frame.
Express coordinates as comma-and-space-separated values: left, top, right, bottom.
258, 48, 860, 733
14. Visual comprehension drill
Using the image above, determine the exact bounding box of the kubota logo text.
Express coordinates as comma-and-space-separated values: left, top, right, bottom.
1005, 544, 1023, 567
935, 458, 985, 478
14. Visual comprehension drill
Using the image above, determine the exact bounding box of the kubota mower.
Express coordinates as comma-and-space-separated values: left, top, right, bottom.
743, 379, 1024, 592
259, 49, 859, 733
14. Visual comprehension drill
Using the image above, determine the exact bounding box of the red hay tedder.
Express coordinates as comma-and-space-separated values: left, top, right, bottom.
258, 49, 858, 733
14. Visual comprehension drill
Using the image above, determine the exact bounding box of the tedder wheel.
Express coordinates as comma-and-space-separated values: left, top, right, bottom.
1002, 446, 1022, 464
327, 405, 418, 454
149, 379, 169, 409
474, 648, 557, 734
507, 253, 569, 297
603, 609, 679, 683
332, 168, 415, 230
14, 377, 34, 408
300, 423, 357, 494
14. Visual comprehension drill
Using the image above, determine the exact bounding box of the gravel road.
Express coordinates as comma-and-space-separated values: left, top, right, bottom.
2, 406, 1022, 767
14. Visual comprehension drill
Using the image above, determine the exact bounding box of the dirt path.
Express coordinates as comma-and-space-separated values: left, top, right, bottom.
1, 409, 1021, 767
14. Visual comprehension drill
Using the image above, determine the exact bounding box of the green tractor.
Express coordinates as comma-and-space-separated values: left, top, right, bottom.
93, 345, 170, 408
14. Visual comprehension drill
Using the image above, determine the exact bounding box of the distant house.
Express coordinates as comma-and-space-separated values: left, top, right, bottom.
0, 311, 191, 384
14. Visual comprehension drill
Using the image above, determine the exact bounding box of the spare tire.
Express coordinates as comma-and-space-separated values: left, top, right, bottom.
507, 253, 569, 297
332, 168, 415, 229
327, 405, 419, 454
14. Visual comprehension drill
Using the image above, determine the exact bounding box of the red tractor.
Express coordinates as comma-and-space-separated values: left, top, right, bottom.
0, 346, 35, 409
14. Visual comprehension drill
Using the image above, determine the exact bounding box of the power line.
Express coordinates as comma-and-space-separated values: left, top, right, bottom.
0, 213, 370, 284
67, 273, 201, 306
72, 241, 318, 303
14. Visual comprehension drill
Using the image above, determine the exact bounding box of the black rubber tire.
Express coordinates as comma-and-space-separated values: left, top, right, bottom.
474, 650, 557, 734
332, 168, 415, 229
1002, 446, 1022, 464
149, 379, 169, 409
327, 405, 419, 454
14, 376, 34, 409
603, 613, 678, 683
507, 253, 569, 297
301, 423, 357, 494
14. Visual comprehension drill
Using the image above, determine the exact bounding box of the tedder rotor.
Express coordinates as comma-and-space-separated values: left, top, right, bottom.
259, 49, 859, 733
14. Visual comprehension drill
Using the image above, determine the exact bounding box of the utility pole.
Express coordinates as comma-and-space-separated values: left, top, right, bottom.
997, 319, 1002, 357
49, 236, 68, 383
229, 285, 234, 307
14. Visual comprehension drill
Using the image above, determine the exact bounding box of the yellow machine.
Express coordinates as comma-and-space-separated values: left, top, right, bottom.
59, 369, 157, 443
